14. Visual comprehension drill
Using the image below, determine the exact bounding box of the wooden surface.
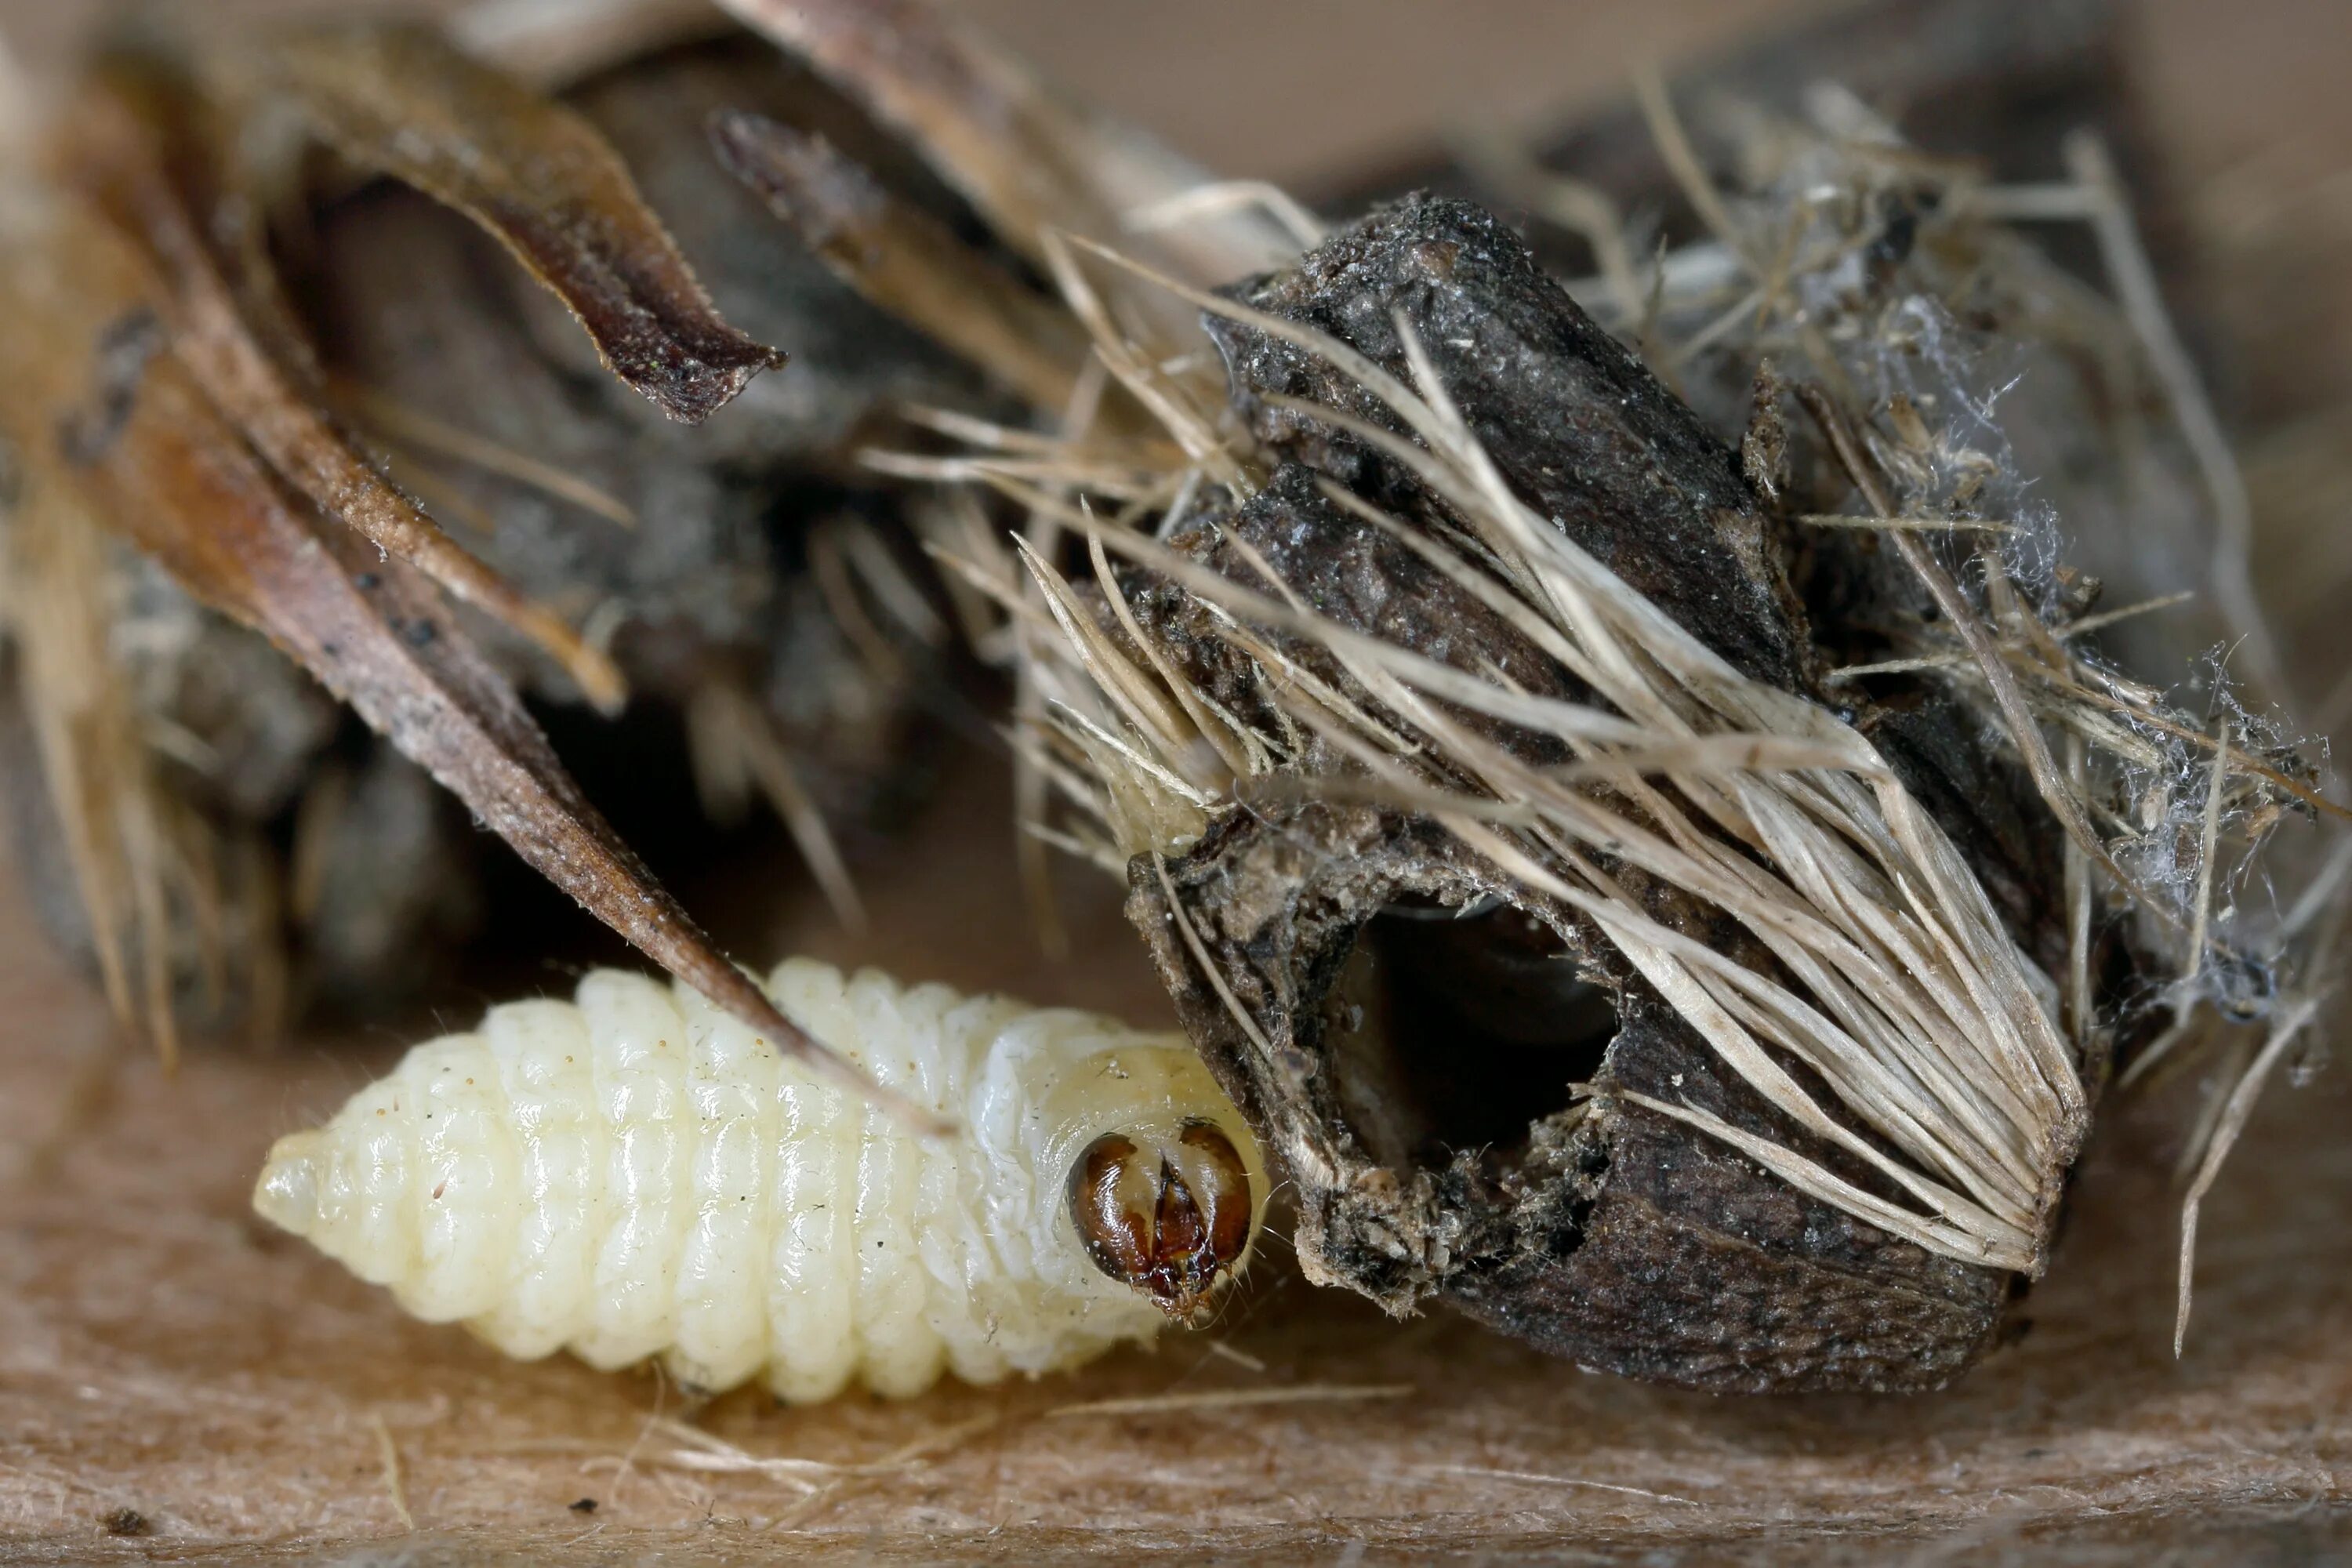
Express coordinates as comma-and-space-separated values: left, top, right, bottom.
2, 757, 2349, 1563
2, 0, 2352, 1561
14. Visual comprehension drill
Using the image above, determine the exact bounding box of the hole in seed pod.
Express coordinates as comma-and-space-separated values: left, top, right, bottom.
1316, 891, 1616, 1169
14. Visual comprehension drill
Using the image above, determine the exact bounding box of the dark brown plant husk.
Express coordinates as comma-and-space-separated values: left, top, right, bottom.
864, 7, 2330, 1387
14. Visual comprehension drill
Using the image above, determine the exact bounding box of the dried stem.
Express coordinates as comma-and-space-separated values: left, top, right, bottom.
2065, 132, 2285, 706
2174, 993, 2321, 1354
716, 0, 1293, 284
711, 113, 1096, 416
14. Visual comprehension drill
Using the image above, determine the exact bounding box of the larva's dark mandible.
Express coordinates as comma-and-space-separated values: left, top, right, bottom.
254, 960, 1265, 1401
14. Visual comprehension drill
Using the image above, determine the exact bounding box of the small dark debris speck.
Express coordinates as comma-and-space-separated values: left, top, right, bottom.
100, 1507, 148, 1537
405, 618, 439, 648
570, 1497, 598, 1514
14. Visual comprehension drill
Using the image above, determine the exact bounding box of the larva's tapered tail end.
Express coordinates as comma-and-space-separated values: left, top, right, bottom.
253, 1131, 326, 1239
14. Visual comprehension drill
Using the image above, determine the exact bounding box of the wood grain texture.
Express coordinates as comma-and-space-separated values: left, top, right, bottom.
0, 754, 2347, 1561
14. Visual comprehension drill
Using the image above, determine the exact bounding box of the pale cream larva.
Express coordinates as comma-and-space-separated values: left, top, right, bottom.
252, 959, 1266, 1402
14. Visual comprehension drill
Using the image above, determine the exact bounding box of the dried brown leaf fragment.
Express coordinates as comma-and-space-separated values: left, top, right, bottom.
250, 23, 786, 424
58, 71, 627, 714
719, 0, 1298, 305
710, 111, 1094, 416
0, 111, 928, 1126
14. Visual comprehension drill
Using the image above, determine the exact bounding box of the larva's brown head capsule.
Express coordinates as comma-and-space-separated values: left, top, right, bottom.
1067, 1119, 1254, 1321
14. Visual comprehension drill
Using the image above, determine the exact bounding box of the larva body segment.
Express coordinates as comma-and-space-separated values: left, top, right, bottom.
256, 960, 1265, 1402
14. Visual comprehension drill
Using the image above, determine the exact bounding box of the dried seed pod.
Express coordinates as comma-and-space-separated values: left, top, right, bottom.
1112, 448, 2052, 1392
254, 958, 1266, 1400
987, 178, 2310, 1393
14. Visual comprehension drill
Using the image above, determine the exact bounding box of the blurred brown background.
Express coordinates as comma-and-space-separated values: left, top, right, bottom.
2, 1, 2350, 1563
9, 0, 2348, 445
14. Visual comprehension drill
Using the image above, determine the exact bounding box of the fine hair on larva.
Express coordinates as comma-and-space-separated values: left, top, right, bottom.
254, 958, 1268, 1403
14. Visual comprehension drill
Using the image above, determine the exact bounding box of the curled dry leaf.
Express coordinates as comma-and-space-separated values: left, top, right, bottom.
58, 71, 627, 715
248, 22, 787, 424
